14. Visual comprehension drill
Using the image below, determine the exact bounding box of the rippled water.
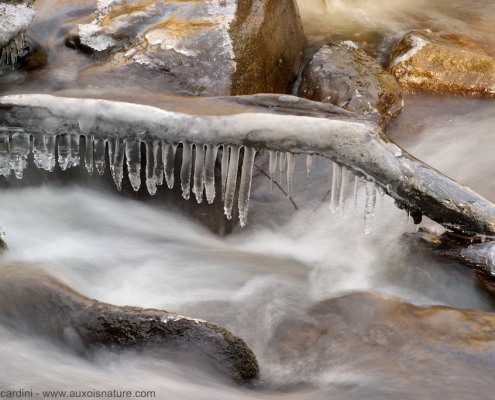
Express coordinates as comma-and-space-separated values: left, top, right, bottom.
1, 0, 495, 399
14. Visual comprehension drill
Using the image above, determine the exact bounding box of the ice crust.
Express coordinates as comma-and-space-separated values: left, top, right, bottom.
0, 94, 390, 230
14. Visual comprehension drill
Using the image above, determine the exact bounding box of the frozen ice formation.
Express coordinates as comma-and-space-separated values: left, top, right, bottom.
1, 93, 495, 235
0, 1, 35, 66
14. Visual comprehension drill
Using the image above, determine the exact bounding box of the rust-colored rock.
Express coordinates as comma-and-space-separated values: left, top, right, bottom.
298, 41, 403, 128
76, 0, 306, 96
389, 30, 495, 96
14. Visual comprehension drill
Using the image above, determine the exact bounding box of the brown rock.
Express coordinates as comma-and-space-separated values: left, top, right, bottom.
389, 30, 495, 96
298, 41, 403, 128
76, 0, 306, 96
269, 291, 495, 389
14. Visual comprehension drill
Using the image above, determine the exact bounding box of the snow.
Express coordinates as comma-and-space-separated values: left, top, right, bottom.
0, 3, 35, 48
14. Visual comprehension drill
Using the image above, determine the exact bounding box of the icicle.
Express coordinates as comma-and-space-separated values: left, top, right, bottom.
84, 135, 94, 175
0, 33, 25, 66
238, 147, 256, 227
224, 146, 240, 219
55, 132, 78, 171
353, 175, 360, 209
338, 166, 350, 215
0, 134, 10, 177
180, 142, 192, 200
94, 138, 106, 175
192, 144, 205, 203
154, 140, 164, 186
125, 138, 141, 191
268, 150, 277, 192
111, 138, 124, 190
33, 135, 47, 171
221, 145, 229, 200
69, 134, 80, 168
330, 162, 342, 214
57, 134, 70, 171
9, 131, 30, 179
278, 152, 287, 183
144, 139, 157, 195
306, 154, 313, 176
377, 186, 385, 214
364, 181, 377, 235
204, 144, 219, 204
286, 152, 295, 197
162, 141, 177, 189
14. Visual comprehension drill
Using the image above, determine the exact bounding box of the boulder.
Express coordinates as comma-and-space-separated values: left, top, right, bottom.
0, 0, 35, 65
0, 265, 259, 384
268, 291, 495, 390
389, 30, 495, 96
298, 41, 403, 128
76, 0, 306, 96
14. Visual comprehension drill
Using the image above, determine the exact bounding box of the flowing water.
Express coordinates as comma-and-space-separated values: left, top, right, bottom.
1, 0, 495, 399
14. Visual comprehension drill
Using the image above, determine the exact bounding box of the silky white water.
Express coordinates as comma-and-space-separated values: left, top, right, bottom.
1, 0, 495, 399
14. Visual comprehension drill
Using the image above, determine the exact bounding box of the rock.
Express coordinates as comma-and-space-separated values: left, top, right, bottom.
298, 41, 403, 128
0, 265, 259, 384
268, 291, 495, 388
75, 0, 306, 96
0, 0, 35, 65
389, 30, 495, 96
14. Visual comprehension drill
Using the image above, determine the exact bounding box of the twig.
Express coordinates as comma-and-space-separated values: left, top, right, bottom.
254, 163, 299, 210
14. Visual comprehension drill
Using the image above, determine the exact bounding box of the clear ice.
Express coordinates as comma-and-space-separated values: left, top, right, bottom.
238, 147, 256, 227
224, 146, 239, 220
125, 138, 141, 191
330, 162, 342, 214
204, 144, 218, 204
364, 181, 377, 235
180, 142, 193, 200
0, 125, 391, 232
192, 144, 205, 203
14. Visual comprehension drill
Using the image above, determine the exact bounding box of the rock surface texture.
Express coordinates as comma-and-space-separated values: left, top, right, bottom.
77, 0, 306, 96
269, 291, 495, 388
0, 265, 259, 384
389, 31, 495, 96
298, 41, 403, 128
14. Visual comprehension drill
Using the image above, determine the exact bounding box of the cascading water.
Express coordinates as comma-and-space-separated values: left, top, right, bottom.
1, 1, 495, 399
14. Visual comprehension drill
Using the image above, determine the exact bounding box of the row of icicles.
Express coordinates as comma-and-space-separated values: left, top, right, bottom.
0, 130, 380, 231
0, 33, 26, 67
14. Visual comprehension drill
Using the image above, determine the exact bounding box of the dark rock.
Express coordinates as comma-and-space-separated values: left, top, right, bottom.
389, 30, 495, 96
298, 41, 403, 128
74, 0, 306, 96
0, 264, 259, 384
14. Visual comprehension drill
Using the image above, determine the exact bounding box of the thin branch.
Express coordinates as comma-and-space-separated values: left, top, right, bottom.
254, 163, 299, 210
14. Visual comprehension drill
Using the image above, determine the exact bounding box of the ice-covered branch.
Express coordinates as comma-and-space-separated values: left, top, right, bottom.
0, 93, 495, 235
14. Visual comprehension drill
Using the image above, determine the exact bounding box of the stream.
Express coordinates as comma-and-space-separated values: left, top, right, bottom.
1, 0, 495, 399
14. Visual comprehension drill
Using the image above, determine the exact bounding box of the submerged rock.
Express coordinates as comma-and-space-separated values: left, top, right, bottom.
268, 291, 495, 391
0, 0, 35, 66
389, 30, 495, 96
75, 0, 305, 96
0, 265, 259, 384
298, 41, 403, 128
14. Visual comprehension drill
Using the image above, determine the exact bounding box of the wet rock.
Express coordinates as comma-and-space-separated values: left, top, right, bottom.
0, 265, 259, 384
75, 0, 305, 96
389, 30, 495, 96
0, 0, 35, 65
298, 41, 403, 128
268, 291, 495, 390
